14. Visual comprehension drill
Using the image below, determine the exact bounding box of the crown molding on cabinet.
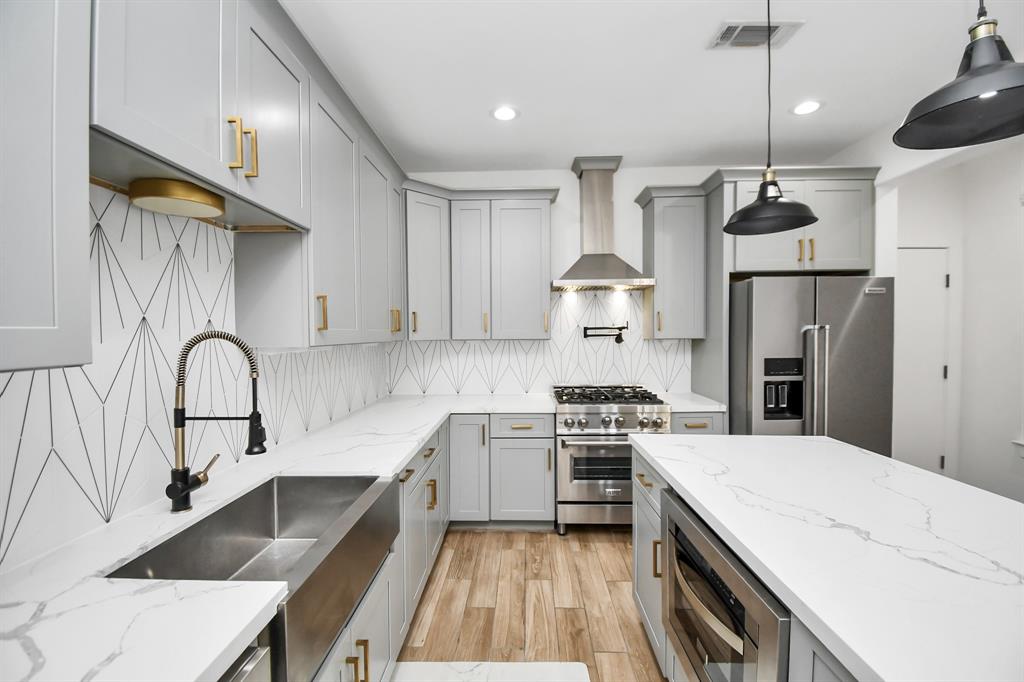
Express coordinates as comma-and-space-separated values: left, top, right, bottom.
699, 166, 881, 195
634, 185, 706, 208
402, 179, 559, 203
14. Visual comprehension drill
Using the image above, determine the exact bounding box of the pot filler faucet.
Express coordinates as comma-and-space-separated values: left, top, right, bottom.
167, 330, 267, 512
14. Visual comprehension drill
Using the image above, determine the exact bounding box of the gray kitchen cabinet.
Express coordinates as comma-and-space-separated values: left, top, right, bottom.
490, 438, 555, 521
309, 82, 360, 345
403, 467, 430, 607
0, 0, 91, 371
733, 180, 809, 272
438, 420, 451, 528
236, 0, 311, 227
670, 412, 725, 434
448, 415, 490, 521
490, 200, 551, 339
406, 190, 451, 340
451, 201, 492, 340
633, 481, 666, 673
789, 617, 856, 682
637, 190, 706, 339
313, 625, 355, 682
803, 180, 874, 271
359, 149, 392, 341
388, 187, 407, 339
91, 0, 239, 190
425, 453, 445, 561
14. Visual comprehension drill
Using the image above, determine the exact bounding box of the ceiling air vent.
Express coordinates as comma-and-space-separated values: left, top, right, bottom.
711, 21, 802, 49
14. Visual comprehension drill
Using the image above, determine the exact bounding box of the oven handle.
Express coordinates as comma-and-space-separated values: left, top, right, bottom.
560, 439, 631, 447
673, 560, 744, 654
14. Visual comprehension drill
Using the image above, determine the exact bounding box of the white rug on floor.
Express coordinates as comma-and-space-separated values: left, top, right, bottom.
391, 662, 591, 681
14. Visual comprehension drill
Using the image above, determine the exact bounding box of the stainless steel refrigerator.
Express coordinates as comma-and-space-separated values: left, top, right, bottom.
729, 276, 895, 456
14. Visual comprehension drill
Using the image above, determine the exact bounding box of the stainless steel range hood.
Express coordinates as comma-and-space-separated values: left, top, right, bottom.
552, 156, 655, 291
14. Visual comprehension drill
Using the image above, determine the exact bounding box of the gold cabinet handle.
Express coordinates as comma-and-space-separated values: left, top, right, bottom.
423, 447, 436, 460
657, 311, 663, 332
345, 656, 359, 681
227, 116, 244, 169
798, 238, 805, 262
427, 479, 437, 510
653, 539, 662, 578
411, 311, 418, 333
483, 311, 489, 334
356, 639, 369, 682
398, 468, 415, 483
684, 422, 709, 429
809, 237, 816, 262
510, 423, 534, 430
390, 308, 402, 333
544, 311, 550, 333
635, 472, 654, 489
481, 423, 486, 445
315, 294, 328, 331
547, 447, 552, 472
243, 127, 259, 177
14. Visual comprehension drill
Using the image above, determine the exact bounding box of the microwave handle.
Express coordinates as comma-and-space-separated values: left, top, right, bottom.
673, 562, 744, 654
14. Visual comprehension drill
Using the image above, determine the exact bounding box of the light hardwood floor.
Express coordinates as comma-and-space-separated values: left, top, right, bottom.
399, 526, 665, 682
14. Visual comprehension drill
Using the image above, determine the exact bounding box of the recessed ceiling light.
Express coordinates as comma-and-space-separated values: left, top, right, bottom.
792, 100, 822, 116
492, 105, 518, 121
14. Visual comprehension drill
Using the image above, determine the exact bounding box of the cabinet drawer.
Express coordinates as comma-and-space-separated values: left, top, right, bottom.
489, 414, 554, 438
633, 453, 667, 515
399, 430, 441, 490
670, 412, 724, 434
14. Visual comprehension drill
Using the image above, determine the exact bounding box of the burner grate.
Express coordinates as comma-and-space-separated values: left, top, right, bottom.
553, 384, 664, 405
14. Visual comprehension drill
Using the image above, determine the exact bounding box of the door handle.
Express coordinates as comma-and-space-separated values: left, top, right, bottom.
427, 479, 437, 510
547, 447, 552, 471
356, 639, 369, 682
398, 468, 415, 483
683, 422, 709, 429
821, 324, 830, 436
227, 116, 244, 169
653, 539, 662, 578
423, 447, 436, 459
483, 312, 489, 334
809, 237, 816, 262
657, 311, 663, 332
390, 308, 402, 333
562, 439, 630, 447
316, 295, 328, 331
481, 423, 486, 445
412, 311, 418, 333
243, 127, 259, 177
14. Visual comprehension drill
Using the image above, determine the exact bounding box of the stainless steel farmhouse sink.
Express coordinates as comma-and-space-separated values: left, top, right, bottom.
109, 475, 400, 682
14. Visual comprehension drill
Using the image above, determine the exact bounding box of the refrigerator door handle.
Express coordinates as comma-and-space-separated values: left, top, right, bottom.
821, 324, 831, 437
801, 325, 821, 436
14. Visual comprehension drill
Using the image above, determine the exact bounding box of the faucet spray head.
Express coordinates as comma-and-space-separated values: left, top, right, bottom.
246, 410, 267, 455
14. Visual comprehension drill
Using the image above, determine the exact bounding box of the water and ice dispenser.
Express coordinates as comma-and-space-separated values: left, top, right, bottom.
763, 358, 803, 420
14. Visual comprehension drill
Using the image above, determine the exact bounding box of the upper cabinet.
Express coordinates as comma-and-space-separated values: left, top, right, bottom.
636, 189, 706, 339
359, 149, 393, 342
388, 187, 407, 339
406, 190, 451, 341
235, 1, 311, 227
732, 181, 809, 272
491, 200, 552, 340
1, 0, 91, 371
451, 201, 492, 340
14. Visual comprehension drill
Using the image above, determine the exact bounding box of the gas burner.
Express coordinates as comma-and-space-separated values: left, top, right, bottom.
553, 385, 664, 405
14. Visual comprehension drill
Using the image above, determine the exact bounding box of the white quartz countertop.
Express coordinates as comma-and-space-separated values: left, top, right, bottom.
630, 434, 1024, 682
661, 392, 727, 413
0, 394, 555, 682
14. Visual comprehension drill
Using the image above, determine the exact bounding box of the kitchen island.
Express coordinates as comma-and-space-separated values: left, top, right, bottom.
630, 434, 1024, 682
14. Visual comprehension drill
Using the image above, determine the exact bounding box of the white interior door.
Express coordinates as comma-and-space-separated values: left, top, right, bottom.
893, 248, 949, 474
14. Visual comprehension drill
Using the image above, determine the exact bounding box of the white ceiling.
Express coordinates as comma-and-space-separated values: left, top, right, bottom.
281, 0, 1024, 172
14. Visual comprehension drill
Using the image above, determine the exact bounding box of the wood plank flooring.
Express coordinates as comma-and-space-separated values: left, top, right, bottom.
399, 527, 664, 682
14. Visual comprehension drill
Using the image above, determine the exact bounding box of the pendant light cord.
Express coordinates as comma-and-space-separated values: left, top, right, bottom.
977, 0, 987, 20
766, 0, 772, 169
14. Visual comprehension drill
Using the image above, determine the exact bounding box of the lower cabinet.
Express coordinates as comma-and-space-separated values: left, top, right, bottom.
633, 483, 666, 674
449, 415, 490, 521
670, 412, 725, 434
404, 470, 430, 607
789, 617, 856, 682
490, 438, 555, 521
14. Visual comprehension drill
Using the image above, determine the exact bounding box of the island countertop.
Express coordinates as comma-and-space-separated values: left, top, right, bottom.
629, 434, 1024, 682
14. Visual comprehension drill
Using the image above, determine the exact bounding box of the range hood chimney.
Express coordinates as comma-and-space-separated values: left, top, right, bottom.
551, 156, 655, 291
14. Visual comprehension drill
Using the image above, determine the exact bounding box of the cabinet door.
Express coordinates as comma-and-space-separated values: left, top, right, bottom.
347, 564, 392, 682
312, 626, 354, 682
426, 455, 444, 561
789, 617, 856, 682
451, 200, 492, 340
0, 0, 90, 371
803, 180, 874, 271
389, 546, 407, 658
439, 421, 451, 527
404, 473, 429, 605
309, 82, 360, 345
491, 200, 551, 339
388, 187, 406, 339
633, 491, 666, 672
449, 416, 490, 521
733, 181, 808, 272
647, 196, 705, 339
91, 0, 238, 189
490, 438, 555, 521
359, 150, 392, 341
406, 191, 451, 340
237, 0, 310, 227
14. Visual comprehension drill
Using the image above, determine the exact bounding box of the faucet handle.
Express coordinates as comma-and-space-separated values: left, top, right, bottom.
196, 453, 220, 485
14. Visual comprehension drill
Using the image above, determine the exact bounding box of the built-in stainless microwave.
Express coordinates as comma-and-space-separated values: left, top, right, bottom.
661, 490, 790, 682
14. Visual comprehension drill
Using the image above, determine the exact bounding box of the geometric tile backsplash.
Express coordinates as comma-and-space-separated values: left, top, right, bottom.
0, 187, 386, 573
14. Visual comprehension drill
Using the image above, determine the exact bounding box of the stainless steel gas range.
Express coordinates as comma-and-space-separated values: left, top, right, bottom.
554, 385, 671, 535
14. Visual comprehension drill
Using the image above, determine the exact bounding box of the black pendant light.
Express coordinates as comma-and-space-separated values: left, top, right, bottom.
894, 1, 1024, 149
724, 0, 818, 236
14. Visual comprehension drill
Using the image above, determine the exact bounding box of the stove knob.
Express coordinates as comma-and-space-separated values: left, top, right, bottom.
577, 417, 589, 428
614, 416, 625, 427
601, 416, 613, 427
563, 417, 576, 428
652, 417, 665, 429
638, 417, 651, 428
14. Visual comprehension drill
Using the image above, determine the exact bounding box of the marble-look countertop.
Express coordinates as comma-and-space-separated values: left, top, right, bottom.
0, 394, 557, 682
630, 434, 1024, 682
661, 392, 727, 413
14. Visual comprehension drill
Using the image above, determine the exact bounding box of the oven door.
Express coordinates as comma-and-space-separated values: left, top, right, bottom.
556, 435, 632, 503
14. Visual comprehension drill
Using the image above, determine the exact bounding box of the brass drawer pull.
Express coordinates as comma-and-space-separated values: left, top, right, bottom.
798, 238, 805, 262
809, 237, 816, 261
657, 311, 663, 332
653, 539, 662, 578
684, 422, 709, 429
346, 656, 359, 680
547, 447, 552, 472
635, 472, 654, 489
243, 127, 259, 177
356, 639, 369, 682
398, 468, 415, 483
412, 311, 418, 333
481, 423, 486, 445
390, 308, 402, 333
427, 479, 437, 510
543, 311, 549, 333
423, 447, 436, 459
483, 312, 489, 333
227, 116, 244, 169
315, 294, 328, 331
510, 423, 534, 430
